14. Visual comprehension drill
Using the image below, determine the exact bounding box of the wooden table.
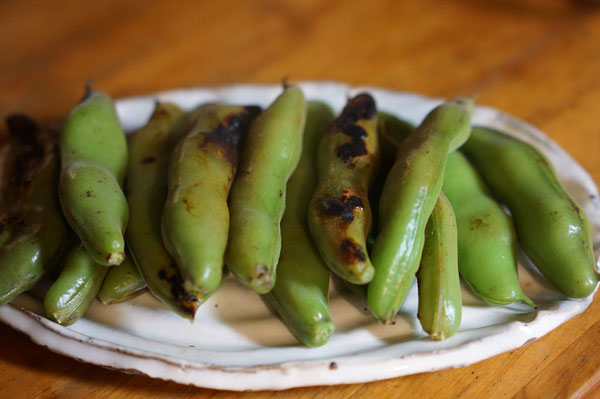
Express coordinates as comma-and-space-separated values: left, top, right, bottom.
1, 1, 600, 397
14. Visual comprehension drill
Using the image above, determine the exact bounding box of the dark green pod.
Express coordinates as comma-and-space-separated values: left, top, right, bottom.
264, 101, 336, 347
162, 104, 259, 296
462, 127, 597, 298
97, 251, 146, 305
308, 94, 379, 284
44, 244, 108, 325
226, 86, 307, 293
126, 103, 205, 319
417, 193, 462, 340
0, 115, 67, 306
368, 98, 473, 323
443, 151, 535, 307
59, 87, 129, 266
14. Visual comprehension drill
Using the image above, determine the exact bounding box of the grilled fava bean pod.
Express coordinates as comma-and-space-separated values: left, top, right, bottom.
126, 103, 204, 319
417, 193, 462, 340
368, 97, 474, 323
265, 102, 336, 347
59, 87, 128, 266
97, 251, 146, 304
163, 104, 260, 295
226, 86, 307, 293
462, 127, 598, 298
44, 243, 108, 325
308, 94, 379, 284
0, 115, 67, 306
443, 151, 535, 307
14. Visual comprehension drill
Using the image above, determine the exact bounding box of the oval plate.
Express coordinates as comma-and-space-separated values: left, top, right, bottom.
1, 82, 599, 391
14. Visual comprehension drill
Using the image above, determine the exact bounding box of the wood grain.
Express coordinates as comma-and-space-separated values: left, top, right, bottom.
1, 0, 599, 398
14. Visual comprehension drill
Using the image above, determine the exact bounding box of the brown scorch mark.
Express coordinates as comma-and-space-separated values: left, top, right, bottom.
141, 156, 156, 164
320, 194, 364, 223
340, 238, 366, 263
158, 269, 198, 317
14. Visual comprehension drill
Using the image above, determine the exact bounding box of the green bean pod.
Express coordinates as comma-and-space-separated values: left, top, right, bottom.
417, 193, 462, 340
126, 103, 205, 319
0, 115, 67, 306
44, 243, 108, 325
162, 104, 260, 295
462, 127, 598, 298
308, 94, 379, 284
59, 87, 128, 266
264, 101, 336, 347
443, 151, 535, 307
368, 97, 474, 323
97, 251, 146, 305
226, 86, 307, 293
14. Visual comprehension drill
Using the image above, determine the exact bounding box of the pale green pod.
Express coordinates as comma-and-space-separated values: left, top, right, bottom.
368, 97, 474, 323
226, 86, 307, 293
97, 251, 146, 305
265, 101, 336, 347
59, 87, 128, 266
417, 193, 462, 340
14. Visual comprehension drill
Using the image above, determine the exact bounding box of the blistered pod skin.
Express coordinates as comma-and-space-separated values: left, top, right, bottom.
0, 115, 67, 306
368, 97, 474, 323
462, 127, 598, 298
417, 193, 462, 341
59, 87, 128, 266
126, 103, 204, 319
443, 151, 535, 307
264, 102, 336, 347
44, 244, 109, 325
97, 250, 146, 305
308, 94, 379, 284
226, 86, 307, 293
162, 104, 260, 295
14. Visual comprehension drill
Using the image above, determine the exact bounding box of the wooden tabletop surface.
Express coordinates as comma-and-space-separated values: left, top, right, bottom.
1, 1, 600, 398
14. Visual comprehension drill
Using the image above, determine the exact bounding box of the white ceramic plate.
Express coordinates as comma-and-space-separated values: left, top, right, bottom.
1, 82, 599, 391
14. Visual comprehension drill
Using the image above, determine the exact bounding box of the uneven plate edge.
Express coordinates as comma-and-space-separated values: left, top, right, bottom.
0, 81, 597, 391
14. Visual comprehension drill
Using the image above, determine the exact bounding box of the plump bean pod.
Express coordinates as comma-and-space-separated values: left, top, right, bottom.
368, 97, 474, 323
59, 87, 128, 266
308, 94, 379, 284
126, 103, 205, 319
44, 243, 108, 325
162, 104, 260, 295
226, 86, 307, 293
462, 127, 598, 298
264, 101, 336, 347
0, 115, 67, 306
97, 250, 146, 305
417, 193, 462, 340
443, 151, 535, 307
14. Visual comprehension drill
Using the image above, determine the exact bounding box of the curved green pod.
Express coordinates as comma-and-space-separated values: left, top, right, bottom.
462, 127, 598, 298
226, 85, 307, 293
97, 251, 146, 305
368, 97, 474, 323
59, 87, 128, 266
126, 103, 205, 319
44, 244, 108, 325
308, 94, 379, 284
0, 115, 67, 306
162, 104, 260, 295
264, 101, 336, 347
443, 151, 535, 307
417, 193, 462, 340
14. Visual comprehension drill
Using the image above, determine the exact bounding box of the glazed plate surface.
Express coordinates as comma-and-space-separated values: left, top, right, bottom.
1, 82, 599, 391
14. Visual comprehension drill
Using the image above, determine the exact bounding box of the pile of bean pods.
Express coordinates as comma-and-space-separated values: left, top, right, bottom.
0, 84, 597, 346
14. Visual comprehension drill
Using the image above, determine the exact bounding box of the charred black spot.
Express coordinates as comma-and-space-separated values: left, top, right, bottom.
141, 156, 155, 164
320, 195, 364, 223
279, 190, 283, 198
204, 106, 261, 165
5, 114, 47, 195
332, 94, 376, 164
340, 239, 366, 263
86, 190, 93, 197
158, 269, 198, 316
